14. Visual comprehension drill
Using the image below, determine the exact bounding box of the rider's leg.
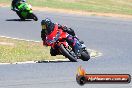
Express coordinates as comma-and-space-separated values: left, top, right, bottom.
50, 47, 57, 56
66, 35, 80, 55
16, 11, 25, 20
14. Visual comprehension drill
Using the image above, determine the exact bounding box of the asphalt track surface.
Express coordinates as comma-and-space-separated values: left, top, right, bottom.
0, 7, 132, 88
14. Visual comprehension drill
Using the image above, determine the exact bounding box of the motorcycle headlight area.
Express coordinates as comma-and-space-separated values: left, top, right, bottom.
28, 4, 32, 8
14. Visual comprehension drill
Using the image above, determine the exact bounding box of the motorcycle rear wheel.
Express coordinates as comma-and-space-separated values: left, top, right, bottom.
60, 44, 77, 62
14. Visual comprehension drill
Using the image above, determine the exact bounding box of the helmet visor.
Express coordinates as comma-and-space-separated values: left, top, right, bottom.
42, 25, 46, 29
42, 25, 48, 34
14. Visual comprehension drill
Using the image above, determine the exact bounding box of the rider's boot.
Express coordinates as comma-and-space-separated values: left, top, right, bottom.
50, 47, 57, 56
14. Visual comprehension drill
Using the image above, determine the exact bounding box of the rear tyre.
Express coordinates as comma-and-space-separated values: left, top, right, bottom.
81, 50, 90, 61
60, 44, 77, 62
31, 13, 38, 21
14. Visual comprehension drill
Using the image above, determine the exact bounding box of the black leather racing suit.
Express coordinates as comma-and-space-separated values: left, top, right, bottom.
11, 0, 21, 11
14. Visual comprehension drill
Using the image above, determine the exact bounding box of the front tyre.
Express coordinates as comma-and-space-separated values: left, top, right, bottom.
31, 13, 38, 21
59, 44, 77, 62
81, 50, 90, 61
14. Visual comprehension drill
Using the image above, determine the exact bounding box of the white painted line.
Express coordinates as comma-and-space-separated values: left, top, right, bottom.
13, 61, 37, 64
0, 35, 41, 43
0, 63, 10, 65
0, 61, 36, 65
37, 59, 69, 62
0, 59, 69, 65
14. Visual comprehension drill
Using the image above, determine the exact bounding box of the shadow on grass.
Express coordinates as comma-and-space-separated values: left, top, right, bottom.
6, 19, 32, 21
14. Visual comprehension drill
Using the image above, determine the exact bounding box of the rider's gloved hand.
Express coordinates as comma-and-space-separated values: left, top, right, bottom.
62, 26, 68, 32
68, 28, 75, 36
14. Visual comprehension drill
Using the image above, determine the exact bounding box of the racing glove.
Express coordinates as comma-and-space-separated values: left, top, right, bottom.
68, 28, 75, 36
62, 26, 68, 32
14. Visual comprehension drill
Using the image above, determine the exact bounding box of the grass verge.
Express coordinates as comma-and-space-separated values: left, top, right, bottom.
0, 37, 64, 63
0, 0, 132, 15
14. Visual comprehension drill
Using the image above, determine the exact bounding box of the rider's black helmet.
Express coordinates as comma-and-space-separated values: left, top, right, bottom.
21, 0, 26, 2
41, 18, 54, 34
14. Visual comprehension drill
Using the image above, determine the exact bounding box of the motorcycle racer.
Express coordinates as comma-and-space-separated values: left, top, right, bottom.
41, 18, 80, 56
11, 0, 26, 20
11, 0, 38, 21
11, 0, 26, 11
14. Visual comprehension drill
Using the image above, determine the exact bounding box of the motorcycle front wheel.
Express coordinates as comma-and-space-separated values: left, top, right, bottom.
30, 13, 38, 21
81, 50, 90, 61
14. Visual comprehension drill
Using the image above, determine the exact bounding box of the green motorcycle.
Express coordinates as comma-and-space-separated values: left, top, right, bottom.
15, 3, 38, 21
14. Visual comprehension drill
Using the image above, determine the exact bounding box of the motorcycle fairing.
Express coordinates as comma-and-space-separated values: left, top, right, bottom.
46, 24, 67, 47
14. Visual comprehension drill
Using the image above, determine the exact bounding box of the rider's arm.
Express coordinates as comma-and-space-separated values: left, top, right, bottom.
11, 0, 16, 10
58, 24, 75, 36
41, 30, 48, 46
66, 28, 75, 36
41, 30, 46, 41
11, 0, 20, 11
11, 0, 19, 11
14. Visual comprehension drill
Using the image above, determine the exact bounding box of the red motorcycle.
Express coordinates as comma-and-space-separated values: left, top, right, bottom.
46, 25, 90, 62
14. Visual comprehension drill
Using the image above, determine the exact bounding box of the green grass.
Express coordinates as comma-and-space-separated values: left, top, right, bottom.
0, 37, 64, 63
0, 0, 132, 15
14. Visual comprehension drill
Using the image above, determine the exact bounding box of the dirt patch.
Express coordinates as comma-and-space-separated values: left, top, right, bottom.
0, 3, 9, 7
33, 7, 132, 19
1, 3, 132, 19
0, 42, 14, 46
